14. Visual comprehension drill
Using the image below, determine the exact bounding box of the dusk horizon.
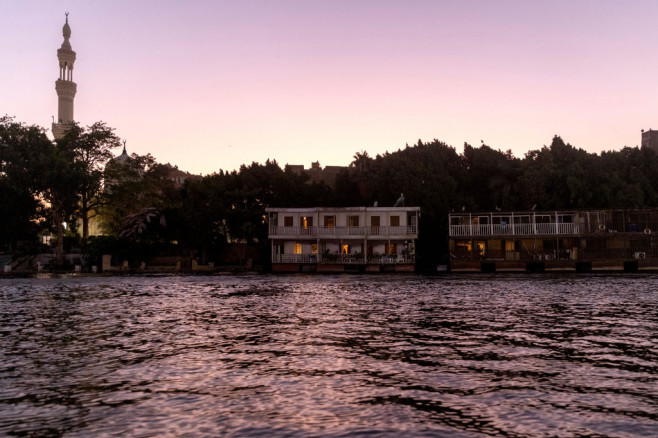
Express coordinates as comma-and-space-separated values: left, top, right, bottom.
5, 1, 658, 175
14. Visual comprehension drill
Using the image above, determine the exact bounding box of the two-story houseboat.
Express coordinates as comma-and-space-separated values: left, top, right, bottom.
266, 207, 420, 272
449, 209, 658, 272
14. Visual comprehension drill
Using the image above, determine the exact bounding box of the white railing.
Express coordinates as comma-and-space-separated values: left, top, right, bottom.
272, 254, 319, 263
449, 223, 580, 237
269, 226, 317, 236
271, 254, 415, 264
270, 225, 418, 237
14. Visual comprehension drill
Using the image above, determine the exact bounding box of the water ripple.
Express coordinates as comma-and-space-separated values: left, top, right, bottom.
1, 274, 657, 437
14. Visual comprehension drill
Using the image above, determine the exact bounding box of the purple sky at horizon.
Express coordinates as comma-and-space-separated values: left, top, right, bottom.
4, 1, 658, 175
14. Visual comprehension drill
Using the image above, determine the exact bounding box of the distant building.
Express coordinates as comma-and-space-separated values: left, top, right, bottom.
641, 129, 658, 152
266, 206, 420, 272
113, 141, 132, 166
108, 142, 199, 188
157, 163, 200, 188
286, 162, 346, 188
52, 13, 77, 140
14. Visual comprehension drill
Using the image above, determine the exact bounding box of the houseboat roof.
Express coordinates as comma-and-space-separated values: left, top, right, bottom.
449, 208, 658, 217
266, 206, 420, 213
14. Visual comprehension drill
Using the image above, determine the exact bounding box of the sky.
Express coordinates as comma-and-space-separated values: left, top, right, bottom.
3, 0, 658, 175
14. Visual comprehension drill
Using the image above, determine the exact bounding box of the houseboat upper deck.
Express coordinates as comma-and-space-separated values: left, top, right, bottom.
449, 210, 658, 237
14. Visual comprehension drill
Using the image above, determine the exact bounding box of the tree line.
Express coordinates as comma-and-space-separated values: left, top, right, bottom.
2, 116, 658, 270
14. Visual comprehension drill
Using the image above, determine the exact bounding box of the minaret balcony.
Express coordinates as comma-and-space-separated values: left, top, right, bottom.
55, 79, 77, 96
57, 48, 76, 61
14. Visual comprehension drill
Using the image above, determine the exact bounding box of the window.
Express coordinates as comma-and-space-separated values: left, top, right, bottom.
456, 241, 472, 252
311, 244, 318, 254
284, 216, 293, 227
390, 216, 400, 227
386, 244, 396, 255
302, 216, 313, 228
349, 215, 360, 227
342, 244, 350, 254
324, 216, 335, 228
293, 243, 302, 254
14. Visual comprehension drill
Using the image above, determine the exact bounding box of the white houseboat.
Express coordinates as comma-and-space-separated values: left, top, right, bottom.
266, 207, 420, 272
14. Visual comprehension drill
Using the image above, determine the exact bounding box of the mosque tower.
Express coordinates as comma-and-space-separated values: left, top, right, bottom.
52, 12, 77, 140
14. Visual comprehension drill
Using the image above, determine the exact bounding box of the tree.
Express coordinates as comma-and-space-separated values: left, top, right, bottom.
0, 117, 52, 250
0, 116, 85, 265
41, 145, 84, 264
56, 122, 121, 239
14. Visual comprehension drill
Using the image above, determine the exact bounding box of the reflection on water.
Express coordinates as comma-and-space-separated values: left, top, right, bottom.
1, 274, 657, 437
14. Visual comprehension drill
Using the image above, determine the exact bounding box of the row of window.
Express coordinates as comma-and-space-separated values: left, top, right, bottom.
283, 215, 401, 228
291, 243, 399, 255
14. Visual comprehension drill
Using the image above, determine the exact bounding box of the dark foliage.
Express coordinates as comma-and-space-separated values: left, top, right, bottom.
4, 115, 658, 270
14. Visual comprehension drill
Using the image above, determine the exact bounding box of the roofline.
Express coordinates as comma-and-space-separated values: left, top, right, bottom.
449, 208, 658, 216
266, 206, 420, 213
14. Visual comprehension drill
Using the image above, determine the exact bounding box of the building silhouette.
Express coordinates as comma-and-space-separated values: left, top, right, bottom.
642, 129, 658, 152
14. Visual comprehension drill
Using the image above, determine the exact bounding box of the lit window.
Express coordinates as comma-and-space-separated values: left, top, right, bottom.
342, 244, 349, 254
311, 244, 318, 254
456, 241, 472, 252
293, 243, 302, 254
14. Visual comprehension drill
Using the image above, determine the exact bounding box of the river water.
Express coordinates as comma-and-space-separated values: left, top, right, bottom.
1, 274, 657, 437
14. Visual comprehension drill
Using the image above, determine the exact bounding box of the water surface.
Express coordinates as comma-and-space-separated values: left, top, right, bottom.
1, 274, 657, 437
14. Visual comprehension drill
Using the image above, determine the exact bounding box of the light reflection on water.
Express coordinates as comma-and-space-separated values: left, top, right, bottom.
1, 274, 657, 437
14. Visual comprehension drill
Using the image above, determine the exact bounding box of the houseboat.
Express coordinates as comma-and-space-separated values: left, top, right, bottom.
449, 209, 658, 272
266, 207, 420, 272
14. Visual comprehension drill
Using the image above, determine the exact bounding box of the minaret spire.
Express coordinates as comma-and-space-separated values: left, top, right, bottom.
52, 12, 77, 140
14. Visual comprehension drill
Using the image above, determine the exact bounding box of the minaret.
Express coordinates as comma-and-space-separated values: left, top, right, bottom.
52, 12, 77, 140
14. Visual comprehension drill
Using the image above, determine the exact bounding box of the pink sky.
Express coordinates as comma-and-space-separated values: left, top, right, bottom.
4, 1, 658, 175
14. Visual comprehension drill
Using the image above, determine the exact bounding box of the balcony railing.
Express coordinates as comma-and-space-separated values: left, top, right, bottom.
450, 220, 658, 237
270, 225, 418, 238
449, 223, 581, 237
271, 254, 415, 264
273, 254, 320, 264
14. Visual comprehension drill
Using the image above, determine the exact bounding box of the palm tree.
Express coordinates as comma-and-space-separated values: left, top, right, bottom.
351, 150, 372, 174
